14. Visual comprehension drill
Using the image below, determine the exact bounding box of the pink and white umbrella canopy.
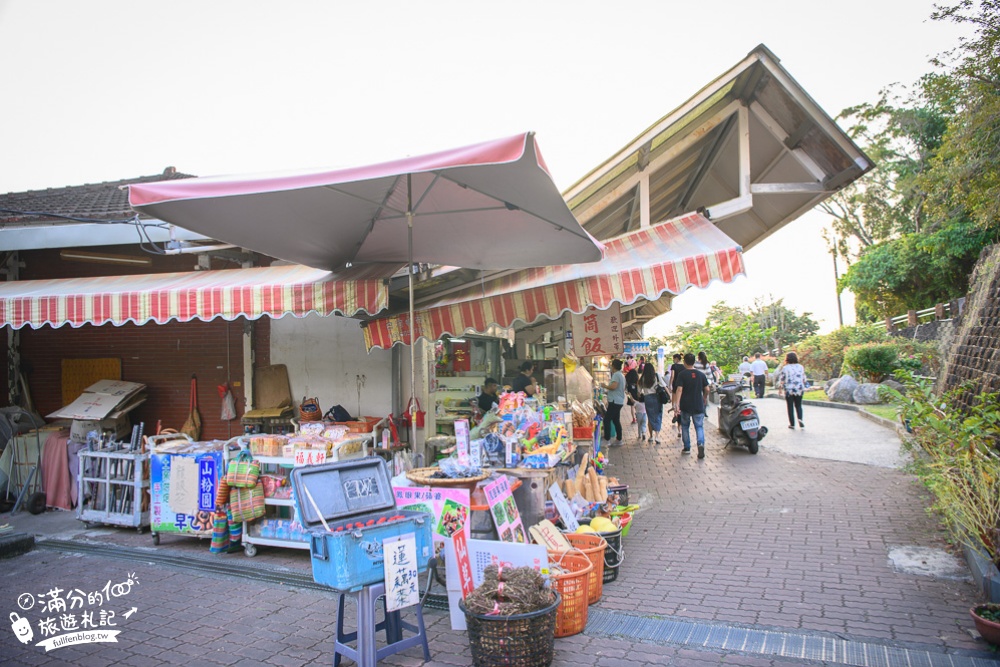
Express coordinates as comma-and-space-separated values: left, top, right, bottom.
128, 132, 603, 274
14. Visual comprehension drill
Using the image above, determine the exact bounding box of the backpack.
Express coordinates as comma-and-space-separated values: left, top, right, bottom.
323, 404, 353, 422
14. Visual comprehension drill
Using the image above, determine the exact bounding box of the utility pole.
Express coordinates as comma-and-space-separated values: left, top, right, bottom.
832, 247, 844, 327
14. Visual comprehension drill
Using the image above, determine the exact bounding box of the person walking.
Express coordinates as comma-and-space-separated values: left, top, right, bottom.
750, 353, 768, 399
777, 351, 807, 429
625, 366, 640, 426
628, 373, 648, 442
600, 358, 626, 447
667, 353, 686, 439
638, 362, 665, 444
738, 355, 752, 376
672, 353, 711, 459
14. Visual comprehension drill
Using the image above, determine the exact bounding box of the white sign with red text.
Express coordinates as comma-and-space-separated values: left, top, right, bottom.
570, 304, 624, 357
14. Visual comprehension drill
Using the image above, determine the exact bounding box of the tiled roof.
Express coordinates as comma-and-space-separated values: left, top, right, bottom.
0, 167, 194, 227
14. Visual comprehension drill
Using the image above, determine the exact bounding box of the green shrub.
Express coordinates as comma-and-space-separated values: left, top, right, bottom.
883, 373, 1000, 566
842, 342, 901, 382
797, 325, 890, 380
893, 338, 942, 377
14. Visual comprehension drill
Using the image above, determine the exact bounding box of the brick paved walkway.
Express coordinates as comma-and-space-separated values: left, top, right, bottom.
1, 406, 996, 665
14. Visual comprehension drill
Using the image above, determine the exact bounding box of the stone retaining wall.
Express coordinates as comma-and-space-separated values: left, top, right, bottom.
940, 244, 1000, 410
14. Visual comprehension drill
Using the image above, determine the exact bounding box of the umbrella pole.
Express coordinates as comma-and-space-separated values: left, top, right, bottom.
407, 175, 417, 454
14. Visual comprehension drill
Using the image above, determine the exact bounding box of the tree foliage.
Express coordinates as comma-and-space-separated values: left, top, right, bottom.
663, 298, 817, 362
823, 2, 1000, 318
675, 316, 775, 377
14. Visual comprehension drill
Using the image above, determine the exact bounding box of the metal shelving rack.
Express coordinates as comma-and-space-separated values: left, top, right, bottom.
77, 448, 149, 532
242, 455, 309, 557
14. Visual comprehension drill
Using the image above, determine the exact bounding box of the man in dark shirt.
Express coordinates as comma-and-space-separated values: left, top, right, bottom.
477, 378, 500, 413
510, 361, 539, 396
672, 353, 711, 459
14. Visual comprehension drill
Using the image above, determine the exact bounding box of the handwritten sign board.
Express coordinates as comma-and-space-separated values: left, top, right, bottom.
570, 304, 623, 357
383, 533, 419, 611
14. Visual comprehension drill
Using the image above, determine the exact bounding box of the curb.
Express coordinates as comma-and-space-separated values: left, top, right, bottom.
0, 531, 35, 559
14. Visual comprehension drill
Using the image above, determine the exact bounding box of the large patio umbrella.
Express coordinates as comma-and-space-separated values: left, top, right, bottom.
128, 132, 603, 446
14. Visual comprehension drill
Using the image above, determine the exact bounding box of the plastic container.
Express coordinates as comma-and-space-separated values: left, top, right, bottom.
573, 424, 594, 441
548, 533, 606, 604
290, 458, 434, 592
577, 518, 624, 583
548, 552, 592, 637
460, 592, 561, 667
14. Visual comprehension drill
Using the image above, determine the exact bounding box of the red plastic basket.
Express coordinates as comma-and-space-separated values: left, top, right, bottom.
548, 552, 592, 637
548, 533, 606, 604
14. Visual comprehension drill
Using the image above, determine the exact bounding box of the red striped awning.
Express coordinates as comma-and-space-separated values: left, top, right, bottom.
0, 264, 387, 329
363, 212, 744, 349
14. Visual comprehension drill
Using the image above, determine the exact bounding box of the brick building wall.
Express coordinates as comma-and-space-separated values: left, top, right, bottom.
940, 244, 1000, 410
10, 246, 271, 441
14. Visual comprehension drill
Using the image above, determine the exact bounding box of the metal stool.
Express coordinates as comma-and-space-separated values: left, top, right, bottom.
333, 581, 430, 667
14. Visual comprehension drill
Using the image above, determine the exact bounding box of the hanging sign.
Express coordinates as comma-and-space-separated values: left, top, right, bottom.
570, 304, 624, 357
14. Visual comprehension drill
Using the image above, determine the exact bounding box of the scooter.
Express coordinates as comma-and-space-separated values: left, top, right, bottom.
716, 381, 767, 454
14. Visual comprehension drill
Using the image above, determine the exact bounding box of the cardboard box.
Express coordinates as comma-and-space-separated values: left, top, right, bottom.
48, 380, 146, 421
70, 415, 132, 442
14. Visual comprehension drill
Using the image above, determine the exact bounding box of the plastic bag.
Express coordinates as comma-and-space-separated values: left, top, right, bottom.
566, 365, 595, 403
221, 389, 236, 421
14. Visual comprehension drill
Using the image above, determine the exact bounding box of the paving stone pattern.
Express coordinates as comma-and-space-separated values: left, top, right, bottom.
1, 408, 996, 665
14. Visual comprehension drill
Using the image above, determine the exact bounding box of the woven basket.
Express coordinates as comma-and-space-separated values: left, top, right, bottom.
299, 397, 322, 422
548, 533, 606, 604
460, 592, 560, 667
547, 552, 592, 637
405, 467, 489, 492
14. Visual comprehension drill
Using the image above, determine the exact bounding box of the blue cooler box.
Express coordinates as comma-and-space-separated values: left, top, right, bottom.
290, 458, 433, 592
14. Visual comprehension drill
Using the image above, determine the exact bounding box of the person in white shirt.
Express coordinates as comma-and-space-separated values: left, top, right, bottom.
750, 353, 769, 398
738, 356, 752, 376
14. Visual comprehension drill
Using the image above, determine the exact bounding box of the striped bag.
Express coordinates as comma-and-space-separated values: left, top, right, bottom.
229, 482, 265, 523
225, 449, 261, 488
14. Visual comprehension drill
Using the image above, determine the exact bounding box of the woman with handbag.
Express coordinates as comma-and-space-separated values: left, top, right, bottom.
638, 363, 666, 444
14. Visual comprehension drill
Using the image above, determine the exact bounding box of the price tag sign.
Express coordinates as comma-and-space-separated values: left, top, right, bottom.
293, 448, 327, 467
454, 419, 470, 465
548, 482, 579, 532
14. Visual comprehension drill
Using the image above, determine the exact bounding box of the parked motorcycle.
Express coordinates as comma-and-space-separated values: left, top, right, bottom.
716, 381, 767, 454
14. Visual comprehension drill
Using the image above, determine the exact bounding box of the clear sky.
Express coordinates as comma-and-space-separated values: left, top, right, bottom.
0, 0, 968, 334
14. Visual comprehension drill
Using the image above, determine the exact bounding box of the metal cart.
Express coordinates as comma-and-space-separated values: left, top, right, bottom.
148, 434, 237, 545
77, 447, 149, 531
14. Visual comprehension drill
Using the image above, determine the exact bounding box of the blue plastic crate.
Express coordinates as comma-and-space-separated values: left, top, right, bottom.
291, 458, 433, 592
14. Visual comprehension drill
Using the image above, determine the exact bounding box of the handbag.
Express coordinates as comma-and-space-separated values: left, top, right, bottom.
229, 482, 266, 523
225, 449, 261, 488
655, 383, 670, 405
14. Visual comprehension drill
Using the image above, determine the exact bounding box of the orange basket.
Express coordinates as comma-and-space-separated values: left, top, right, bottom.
548, 533, 606, 604
573, 424, 595, 441
548, 552, 592, 637
334, 416, 381, 433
